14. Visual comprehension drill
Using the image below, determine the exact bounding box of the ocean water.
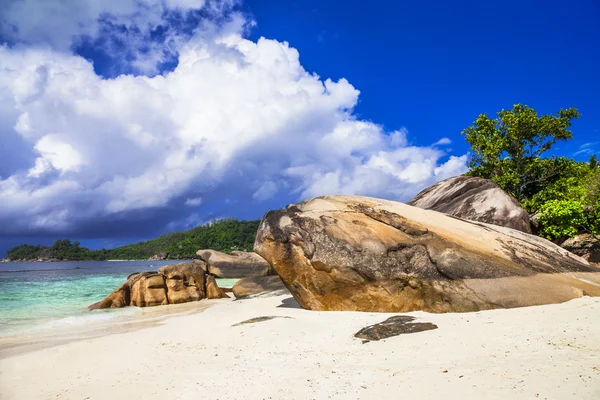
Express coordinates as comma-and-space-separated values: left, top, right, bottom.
0, 261, 238, 336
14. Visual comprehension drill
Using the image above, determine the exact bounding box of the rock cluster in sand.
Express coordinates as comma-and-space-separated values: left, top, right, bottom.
89, 261, 228, 310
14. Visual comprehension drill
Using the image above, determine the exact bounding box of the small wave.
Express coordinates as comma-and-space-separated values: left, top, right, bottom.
1, 307, 143, 336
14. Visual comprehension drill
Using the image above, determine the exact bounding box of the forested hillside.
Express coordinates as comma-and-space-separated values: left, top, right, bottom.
5, 218, 260, 261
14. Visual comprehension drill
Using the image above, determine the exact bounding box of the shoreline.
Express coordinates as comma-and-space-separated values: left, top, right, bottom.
0, 298, 229, 358
1, 295, 600, 399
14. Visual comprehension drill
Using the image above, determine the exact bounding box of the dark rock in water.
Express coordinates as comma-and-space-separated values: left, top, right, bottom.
355, 316, 438, 341
232, 316, 292, 327
196, 249, 274, 278
89, 260, 228, 310
232, 275, 288, 299
254, 195, 600, 313
408, 176, 532, 233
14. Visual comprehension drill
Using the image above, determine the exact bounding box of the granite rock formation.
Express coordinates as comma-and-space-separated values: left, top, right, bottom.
408, 176, 532, 233
254, 195, 600, 313
196, 250, 274, 278
89, 260, 228, 310
232, 275, 288, 299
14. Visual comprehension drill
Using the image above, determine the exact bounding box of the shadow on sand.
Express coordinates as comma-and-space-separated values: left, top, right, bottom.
277, 296, 302, 309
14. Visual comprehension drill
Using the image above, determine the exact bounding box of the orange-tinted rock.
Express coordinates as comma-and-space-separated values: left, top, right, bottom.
254, 195, 600, 313
158, 261, 206, 304
130, 273, 168, 307
89, 260, 229, 310
206, 275, 230, 299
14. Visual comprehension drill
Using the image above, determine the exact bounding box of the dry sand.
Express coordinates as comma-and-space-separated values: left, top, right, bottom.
1, 295, 600, 399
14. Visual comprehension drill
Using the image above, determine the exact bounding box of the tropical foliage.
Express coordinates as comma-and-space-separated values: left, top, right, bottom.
462, 104, 599, 241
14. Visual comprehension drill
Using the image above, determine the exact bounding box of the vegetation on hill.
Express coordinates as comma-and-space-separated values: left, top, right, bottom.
5, 218, 260, 261
108, 218, 260, 260
462, 104, 599, 241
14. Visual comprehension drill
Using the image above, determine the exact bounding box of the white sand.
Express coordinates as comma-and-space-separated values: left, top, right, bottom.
1, 295, 600, 400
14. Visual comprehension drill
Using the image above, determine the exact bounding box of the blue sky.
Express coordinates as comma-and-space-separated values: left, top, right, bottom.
0, 0, 598, 255
243, 0, 600, 157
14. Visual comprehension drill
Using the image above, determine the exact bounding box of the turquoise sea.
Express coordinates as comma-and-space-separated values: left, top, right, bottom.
0, 261, 238, 336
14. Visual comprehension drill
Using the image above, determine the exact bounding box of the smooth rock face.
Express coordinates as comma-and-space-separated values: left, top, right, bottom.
408, 176, 532, 233
196, 250, 274, 278
89, 261, 226, 310
254, 195, 600, 313
232, 275, 288, 299
562, 234, 600, 264
355, 316, 438, 341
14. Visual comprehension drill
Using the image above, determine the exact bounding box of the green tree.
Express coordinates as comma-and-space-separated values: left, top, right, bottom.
590, 154, 598, 170
462, 104, 581, 202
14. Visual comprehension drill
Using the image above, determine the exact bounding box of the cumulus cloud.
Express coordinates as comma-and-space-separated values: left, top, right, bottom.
0, 0, 468, 238
1, 0, 239, 75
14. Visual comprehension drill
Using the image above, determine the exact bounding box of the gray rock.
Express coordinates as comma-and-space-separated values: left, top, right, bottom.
408, 176, 532, 233
562, 234, 600, 264
196, 250, 274, 278
355, 316, 438, 341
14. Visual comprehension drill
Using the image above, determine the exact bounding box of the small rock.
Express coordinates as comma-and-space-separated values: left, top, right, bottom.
355, 316, 438, 341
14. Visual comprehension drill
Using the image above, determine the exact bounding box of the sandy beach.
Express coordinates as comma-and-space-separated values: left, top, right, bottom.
1, 295, 600, 400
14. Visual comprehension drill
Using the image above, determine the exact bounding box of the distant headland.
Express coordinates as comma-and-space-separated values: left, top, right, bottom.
1, 218, 259, 262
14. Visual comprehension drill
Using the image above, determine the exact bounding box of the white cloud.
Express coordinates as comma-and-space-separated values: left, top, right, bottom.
433, 137, 452, 146
185, 197, 203, 206
0, 2, 468, 236
253, 181, 278, 202
0, 0, 237, 75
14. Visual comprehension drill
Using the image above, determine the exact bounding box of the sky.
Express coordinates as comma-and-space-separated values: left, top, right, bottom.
0, 0, 598, 255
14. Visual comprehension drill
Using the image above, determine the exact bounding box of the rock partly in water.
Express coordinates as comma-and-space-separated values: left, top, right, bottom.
355, 316, 438, 341
254, 195, 600, 313
408, 176, 532, 233
89, 260, 228, 310
232, 275, 288, 299
130, 272, 168, 307
159, 262, 206, 304
196, 250, 274, 278
561, 234, 600, 264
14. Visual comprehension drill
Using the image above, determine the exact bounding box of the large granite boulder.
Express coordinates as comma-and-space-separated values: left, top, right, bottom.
254, 195, 600, 313
408, 176, 532, 233
232, 275, 288, 299
196, 250, 274, 278
89, 260, 228, 310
